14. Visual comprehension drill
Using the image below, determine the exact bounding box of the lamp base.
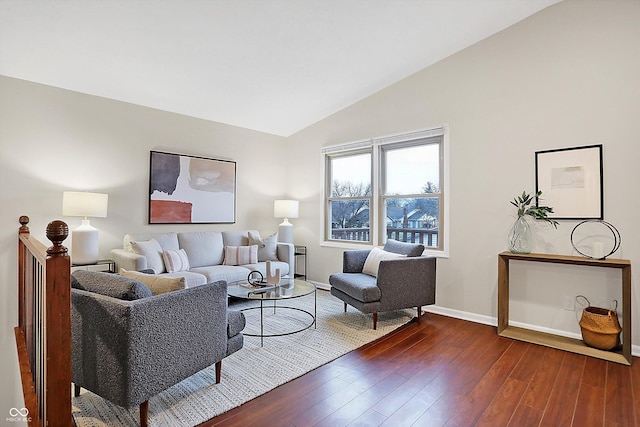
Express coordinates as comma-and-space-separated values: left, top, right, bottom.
71, 220, 99, 265
278, 221, 294, 244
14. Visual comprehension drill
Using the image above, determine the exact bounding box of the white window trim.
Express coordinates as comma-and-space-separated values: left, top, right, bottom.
320, 125, 449, 258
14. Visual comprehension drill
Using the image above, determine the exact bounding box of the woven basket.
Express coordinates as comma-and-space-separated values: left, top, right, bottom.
579, 304, 621, 351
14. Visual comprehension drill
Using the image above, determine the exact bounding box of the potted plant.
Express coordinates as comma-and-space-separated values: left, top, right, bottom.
509, 191, 558, 253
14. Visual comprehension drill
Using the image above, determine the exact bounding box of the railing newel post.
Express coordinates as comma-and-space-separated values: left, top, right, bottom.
45, 220, 69, 256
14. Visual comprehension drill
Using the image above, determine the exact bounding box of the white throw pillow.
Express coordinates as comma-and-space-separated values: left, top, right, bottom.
362, 247, 406, 277
119, 269, 186, 295
248, 231, 279, 262
162, 249, 190, 273
130, 239, 165, 274
224, 245, 258, 266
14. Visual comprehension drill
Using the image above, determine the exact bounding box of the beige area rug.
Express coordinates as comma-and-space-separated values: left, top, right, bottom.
72, 289, 415, 427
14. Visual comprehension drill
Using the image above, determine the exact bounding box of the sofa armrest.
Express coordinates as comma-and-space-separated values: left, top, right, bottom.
72, 280, 229, 407
110, 248, 147, 272
277, 242, 295, 277
376, 256, 437, 307
343, 250, 371, 273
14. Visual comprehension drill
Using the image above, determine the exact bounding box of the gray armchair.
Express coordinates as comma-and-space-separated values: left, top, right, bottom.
329, 240, 436, 329
71, 272, 244, 427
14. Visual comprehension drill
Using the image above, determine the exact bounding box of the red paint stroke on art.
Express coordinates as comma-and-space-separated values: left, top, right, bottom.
150, 200, 192, 223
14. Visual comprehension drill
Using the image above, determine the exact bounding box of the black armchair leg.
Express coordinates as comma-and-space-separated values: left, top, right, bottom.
373, 313, 378, 330
140, 400, 149, 427
74, 384, 81, 397
344, 302, 347, 312
417, 306, 422, 322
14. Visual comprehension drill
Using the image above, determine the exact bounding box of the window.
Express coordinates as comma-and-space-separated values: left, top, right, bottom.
323, 127, 447, 255
382, 141, 441, 249
326, 150, 373, 243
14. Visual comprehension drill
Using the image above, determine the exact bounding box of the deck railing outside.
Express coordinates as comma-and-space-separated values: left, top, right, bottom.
331, 227, 438, 247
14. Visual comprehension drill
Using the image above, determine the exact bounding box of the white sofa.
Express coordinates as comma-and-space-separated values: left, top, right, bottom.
110, 230, 294, 288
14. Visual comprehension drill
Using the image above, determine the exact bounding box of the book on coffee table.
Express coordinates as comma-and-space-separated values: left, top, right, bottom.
239, 281, 279, 294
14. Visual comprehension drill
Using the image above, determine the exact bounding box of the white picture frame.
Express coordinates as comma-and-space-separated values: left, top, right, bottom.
535, 145, 603, 220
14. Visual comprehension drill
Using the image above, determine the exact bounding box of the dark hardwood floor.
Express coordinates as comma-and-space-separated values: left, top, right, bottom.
200, 312, 639, 427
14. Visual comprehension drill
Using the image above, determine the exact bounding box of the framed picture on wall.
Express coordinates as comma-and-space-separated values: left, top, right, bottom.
149, 151, 236, 224
535, 144, 603, 220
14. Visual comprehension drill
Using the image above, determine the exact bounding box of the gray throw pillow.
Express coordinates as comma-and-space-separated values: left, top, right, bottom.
71, 270, 153, 300
383, 239, 425, 257
248, 231, 279, 262
130, 238, 165, 273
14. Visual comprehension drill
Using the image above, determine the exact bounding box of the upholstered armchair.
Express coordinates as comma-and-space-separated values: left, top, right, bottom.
71, 272, 244, 427
329, 239, 436, 329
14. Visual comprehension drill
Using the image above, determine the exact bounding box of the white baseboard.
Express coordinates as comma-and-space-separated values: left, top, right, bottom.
423, 304, 497, 327
314, 281, 639, 358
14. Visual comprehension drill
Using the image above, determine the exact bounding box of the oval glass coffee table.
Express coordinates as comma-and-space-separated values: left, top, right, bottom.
227, 277, 316, 347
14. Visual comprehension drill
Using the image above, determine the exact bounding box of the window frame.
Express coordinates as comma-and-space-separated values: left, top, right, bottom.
379, 137, 443, 251
325, 148, 374, 243
321, 126, 449, 257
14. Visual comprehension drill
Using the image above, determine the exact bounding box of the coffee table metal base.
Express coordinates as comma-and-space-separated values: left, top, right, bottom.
240, 299, 316, 347
228, 278, 318, 347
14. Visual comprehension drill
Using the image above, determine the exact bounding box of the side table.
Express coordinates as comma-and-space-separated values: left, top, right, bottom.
71, 259, 116, 273
294, 245, 307, 280
497, 252, 632, 365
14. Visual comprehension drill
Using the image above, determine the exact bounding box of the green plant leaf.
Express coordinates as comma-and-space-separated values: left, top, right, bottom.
511, 190, 558, 229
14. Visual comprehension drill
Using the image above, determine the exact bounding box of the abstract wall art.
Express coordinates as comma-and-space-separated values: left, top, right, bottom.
149, 151, 236, 224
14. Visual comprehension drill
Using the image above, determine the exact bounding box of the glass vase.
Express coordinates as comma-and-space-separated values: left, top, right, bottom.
508, 216, 533, 254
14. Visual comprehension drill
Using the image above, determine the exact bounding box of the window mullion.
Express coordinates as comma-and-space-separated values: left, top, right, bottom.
372, 144, 381, 245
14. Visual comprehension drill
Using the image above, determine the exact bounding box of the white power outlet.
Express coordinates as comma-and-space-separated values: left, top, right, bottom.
563, 296, 574, 311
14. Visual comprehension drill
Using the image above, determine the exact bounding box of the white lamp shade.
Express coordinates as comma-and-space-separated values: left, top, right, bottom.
274, 200, 299, 219
63, 192, 108, 218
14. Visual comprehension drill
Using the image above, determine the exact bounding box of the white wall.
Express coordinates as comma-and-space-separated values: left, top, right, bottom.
2, 0, 639, 420
287, 0, 640, 347
0, 76, 288, 419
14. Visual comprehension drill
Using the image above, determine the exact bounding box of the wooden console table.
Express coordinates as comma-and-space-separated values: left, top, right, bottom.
498, 252, 632, 365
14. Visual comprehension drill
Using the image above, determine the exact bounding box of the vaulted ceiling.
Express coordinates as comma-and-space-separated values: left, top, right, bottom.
0, 0, 560, 136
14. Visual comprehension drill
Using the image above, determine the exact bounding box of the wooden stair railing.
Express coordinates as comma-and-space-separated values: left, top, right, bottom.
15, 216, 72, 426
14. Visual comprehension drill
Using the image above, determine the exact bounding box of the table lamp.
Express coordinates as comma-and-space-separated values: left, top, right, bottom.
63, 191, 108, 265
274, 199, 299, 244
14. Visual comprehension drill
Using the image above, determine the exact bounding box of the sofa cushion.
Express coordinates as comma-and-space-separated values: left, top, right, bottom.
221, 230, 250, 247
329, 272, 381, 303
189, 265, 253, 284
130, 239, 166, 273
71, 270, 153, 300
362, 247, 406, 277
178, 231, 224, 268
224, 245, 258, 266
248, 231, 279, 262
119, 269, 186, 295
383, 239, 425, 257
162, 249, 190, 273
